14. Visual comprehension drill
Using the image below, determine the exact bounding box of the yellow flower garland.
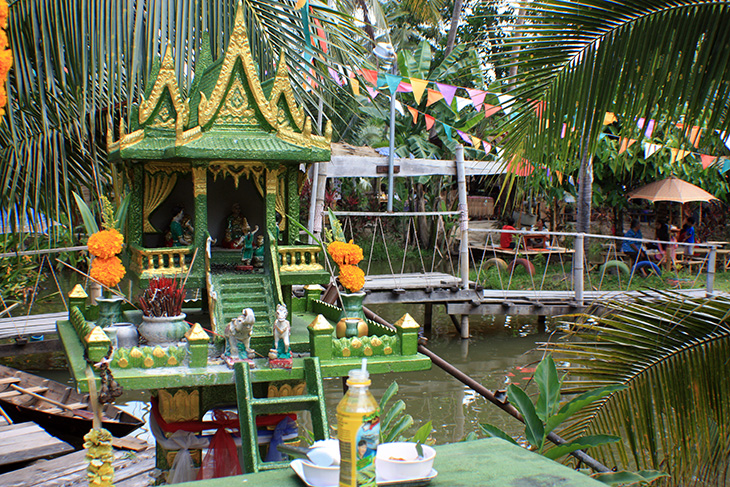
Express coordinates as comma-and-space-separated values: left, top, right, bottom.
338, 264, 365, 293
90, 256, 126, 288
87, 229, 124, 259
0, 0, 12, 119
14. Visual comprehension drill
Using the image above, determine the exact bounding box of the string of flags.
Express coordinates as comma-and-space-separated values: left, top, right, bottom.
334, 66, 730, 175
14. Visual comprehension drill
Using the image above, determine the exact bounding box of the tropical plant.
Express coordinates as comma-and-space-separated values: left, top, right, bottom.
490, 0, 730, 234
0, 0, 373, 248
543, 291, 730, 486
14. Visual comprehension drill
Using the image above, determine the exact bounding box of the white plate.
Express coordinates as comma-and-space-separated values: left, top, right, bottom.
377, 469, 438, 486
290, 460, 437, 487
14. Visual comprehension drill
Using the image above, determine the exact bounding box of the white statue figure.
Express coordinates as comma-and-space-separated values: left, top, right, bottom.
225, 308, 255, 359
271, 303, 291, 359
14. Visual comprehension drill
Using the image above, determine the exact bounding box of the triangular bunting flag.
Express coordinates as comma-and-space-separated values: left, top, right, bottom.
721, 157, 730, 174
385, 73, 402, 94
455, 96, 472, 111
376, 73, 387, 89
350, 77, 360, 96
496, 94, 513, 115
644, 142, 662, 158
561, 123, 567, 139
436, 83, 457, 106
700, 154, 717, 169
668, 148, 691, 164
508, 157, 534, 176
328, 67, 343, 85
556, 171, 563, 184
637, 118, 655, 138
394, 99, 404, 116
471, 135, 481, 148
426, 89, 443, 107
365, 86, 379, 99
407, 106, 418, 124
687, 126, 702, 148
721, 131, 730, 151
396, 81, 413, 93
457, 130, 472, 145
424, 114, 435, 130
362, 69, 378, 86
482, 141, 492, 153
603, 112, 617, 125
484, 104, 501, 118
569, 175, 575, 185
466, 89, 487, 111
411, 78, 428, 104
442, 123, 452, 140
618, 137, 637, 154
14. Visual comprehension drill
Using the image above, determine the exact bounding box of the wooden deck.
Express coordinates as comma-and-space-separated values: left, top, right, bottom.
0, 422, 73, 469
0, 312, 66, 340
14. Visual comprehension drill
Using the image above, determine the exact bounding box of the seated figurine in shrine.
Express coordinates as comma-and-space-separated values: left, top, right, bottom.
222, 203, 250, 249
252, 234, 265, 268
239, 225, 259, 265
269, 304, 291, 366
165, 206, 192, 247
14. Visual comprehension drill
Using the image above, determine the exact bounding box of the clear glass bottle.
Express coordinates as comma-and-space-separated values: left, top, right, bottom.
337, 361, 380, 486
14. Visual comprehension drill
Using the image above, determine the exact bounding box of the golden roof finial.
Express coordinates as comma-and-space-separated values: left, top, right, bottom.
394, 313, 420, 329
138, 45, 190, 135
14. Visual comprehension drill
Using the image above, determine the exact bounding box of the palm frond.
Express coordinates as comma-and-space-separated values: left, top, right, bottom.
492, 0, 730, 172
543, 291, 730, 485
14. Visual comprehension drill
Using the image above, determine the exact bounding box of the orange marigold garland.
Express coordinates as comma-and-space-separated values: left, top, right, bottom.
87, 229, 124, 259
327, 240, 363, 266
338, 264, 365, 293
0, 0, 11, 119
89, 256, 126, 288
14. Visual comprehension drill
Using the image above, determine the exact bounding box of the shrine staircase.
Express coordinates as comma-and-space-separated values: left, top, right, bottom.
208, 272, 277, 348
234, 357, 329, 473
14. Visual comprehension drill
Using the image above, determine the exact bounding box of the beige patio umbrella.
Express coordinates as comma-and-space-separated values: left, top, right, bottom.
627, 176, 718, 203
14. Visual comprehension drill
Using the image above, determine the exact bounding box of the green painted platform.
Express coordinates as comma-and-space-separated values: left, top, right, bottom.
175, 438, 604, 486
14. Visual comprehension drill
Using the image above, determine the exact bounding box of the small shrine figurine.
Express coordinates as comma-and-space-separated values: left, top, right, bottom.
269, 304, 292, 368
238, 225, 259, 265
165, 206, 192, 247
252, 234, 265, 268
222, 203, 250, 249
222, 308, 256, 368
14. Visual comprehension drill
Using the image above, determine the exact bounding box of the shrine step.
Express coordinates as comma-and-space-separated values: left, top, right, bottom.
208, 272, 276, 338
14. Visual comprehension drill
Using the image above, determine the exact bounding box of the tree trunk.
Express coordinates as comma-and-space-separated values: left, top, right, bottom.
445, 0, 464, 57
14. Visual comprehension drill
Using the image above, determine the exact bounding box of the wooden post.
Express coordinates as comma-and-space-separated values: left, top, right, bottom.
574, 233, 584, 306
307, 163, 320, 243
424, 303, 433, 332
707, 246, 716, 297
456, 144, 470, 339
313, 163, 328, 242
387, 92, 397, 212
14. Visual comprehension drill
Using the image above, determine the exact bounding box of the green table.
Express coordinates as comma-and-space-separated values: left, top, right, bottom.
177, 438, 604, 486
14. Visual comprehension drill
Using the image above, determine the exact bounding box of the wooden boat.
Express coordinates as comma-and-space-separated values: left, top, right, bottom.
0, 365, 144, 447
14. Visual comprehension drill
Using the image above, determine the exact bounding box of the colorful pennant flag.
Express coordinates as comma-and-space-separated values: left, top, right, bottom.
385, 73, 401, 94
687, 126, 702, 148
669, 148, 691, 164
442, 123, 452, 140
349, 76, 360, 96
365, 86, 379, 99
471, 135, 482, 148
426, 89, 443, 107
396, 81, 413, 93
496, 94, 513, 115
424, 114, 435, 130
482, 141, 492, 153
561, 123, 567, 139
700, 154, 717, 169
721, 157, 730, 174
508, 157, 534, 176
484, 104, 501, 118
637, 118, 655, 138
361, 69, 378, 86
411, 78, 428, 104
407, 106, 418, 124
466, 89, 487, 111
457, 130, 471, 145
455, 96, 472, 111
436, 83, 457, 106
618, 137, 637, 154
603, 112, 618, 125
644, 142, 662, 158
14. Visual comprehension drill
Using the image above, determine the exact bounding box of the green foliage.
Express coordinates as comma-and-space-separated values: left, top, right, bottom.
379, 381, 433, 445
479, 354, 624, 457
544, 291, 730, 485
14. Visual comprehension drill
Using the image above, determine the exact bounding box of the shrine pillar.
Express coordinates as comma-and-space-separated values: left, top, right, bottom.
192, 163, 208, 278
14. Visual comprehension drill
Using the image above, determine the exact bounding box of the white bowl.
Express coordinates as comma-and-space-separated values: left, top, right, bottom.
300, 459, 340, 487
375, 442, 436, 481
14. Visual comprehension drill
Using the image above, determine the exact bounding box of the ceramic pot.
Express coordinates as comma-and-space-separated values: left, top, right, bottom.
138, 313, 189, 347
335, 292, 368, 338
108, 322, 139, 349
96, 296, 124, 328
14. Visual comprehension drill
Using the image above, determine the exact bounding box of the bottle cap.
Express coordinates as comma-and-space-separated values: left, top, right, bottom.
347, 358, 370, 384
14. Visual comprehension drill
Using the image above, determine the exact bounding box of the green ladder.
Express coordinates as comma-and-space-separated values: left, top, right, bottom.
234, 357, 329, 473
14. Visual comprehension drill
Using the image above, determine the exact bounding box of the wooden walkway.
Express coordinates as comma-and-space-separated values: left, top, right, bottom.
0, 422, 73, 469
0, 312, 66, 340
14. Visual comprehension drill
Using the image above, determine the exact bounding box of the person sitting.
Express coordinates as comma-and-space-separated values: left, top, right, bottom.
528, 219, 549, 248
680, 216, 696, 255
500, 217, 517, 249
165, 206, 192, 247
622, 219, 646, 264
222, 203, 250, 249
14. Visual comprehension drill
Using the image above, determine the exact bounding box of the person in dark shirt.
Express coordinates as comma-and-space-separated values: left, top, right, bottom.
622, 219, 645, 264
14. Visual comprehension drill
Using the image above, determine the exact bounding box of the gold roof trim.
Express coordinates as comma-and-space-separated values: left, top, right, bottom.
119, 129, 145, 150
270, 53, 305, 130
198, 2, 277, 128
85, 326, 110, 344
309, 314, 333, 331
177, 126, 202, 146
69, 284, 88, 299
139, 46, 190, 135
394, 313, 420, 329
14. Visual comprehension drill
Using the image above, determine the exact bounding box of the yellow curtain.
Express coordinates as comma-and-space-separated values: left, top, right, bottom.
144, 173, 177, 232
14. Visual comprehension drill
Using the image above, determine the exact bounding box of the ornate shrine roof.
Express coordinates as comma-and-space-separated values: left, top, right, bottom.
107, 3, 331, 163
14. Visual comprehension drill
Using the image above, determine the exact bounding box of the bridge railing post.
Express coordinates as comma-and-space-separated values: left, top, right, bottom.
707, 246, 716, 297
574, 233, 584, 307
456, 144, 470, 339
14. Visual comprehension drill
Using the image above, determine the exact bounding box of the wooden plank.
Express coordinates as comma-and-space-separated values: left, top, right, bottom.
0, 377, 21, 385
0, 422, 73, 467
0, 386, 48, 399
0, 339, 64, 358
328, 155, 504, 178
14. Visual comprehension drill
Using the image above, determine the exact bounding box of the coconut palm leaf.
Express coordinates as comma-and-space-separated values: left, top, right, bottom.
488, 0, 730, 230
542, 291, 730, 485
0, 0, 372, 245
